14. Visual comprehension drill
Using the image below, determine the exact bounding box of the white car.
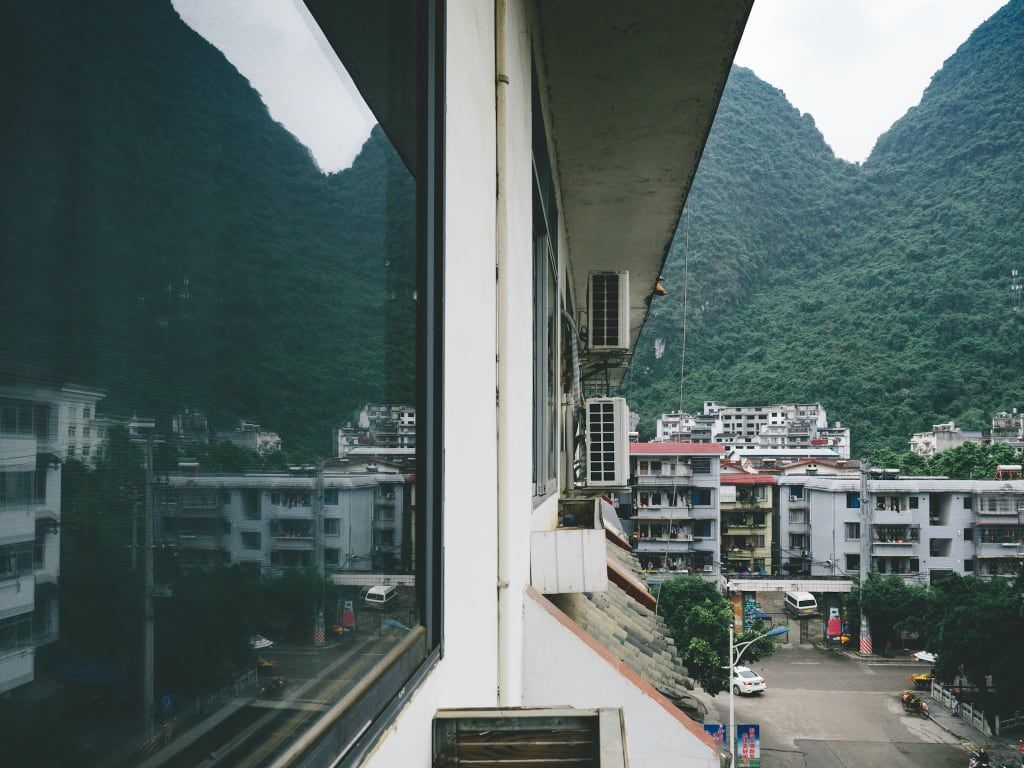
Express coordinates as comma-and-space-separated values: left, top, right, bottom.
249, 634, 274, 650
732, 666, 766, 695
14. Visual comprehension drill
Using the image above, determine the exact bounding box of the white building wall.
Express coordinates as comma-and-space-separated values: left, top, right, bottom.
522, 593, 718, 768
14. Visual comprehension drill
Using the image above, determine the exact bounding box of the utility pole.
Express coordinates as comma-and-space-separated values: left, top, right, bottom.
142, 431, 155, 737
858, 459, 872, 656
313, 457, 326, 646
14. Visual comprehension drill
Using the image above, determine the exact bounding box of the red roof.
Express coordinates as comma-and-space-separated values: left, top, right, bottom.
720, 473, 776, 485
629, 442, 724, 456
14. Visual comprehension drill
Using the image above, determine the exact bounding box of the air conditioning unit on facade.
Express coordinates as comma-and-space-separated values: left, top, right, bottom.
702, 565, 714, 573
585, 397, 629, 487
587, 271, 630, 351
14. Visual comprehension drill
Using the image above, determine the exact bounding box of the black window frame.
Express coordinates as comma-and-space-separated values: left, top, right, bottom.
282, 2, 445, 765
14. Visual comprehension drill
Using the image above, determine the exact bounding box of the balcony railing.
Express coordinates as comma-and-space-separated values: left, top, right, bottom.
634, 470, 691, 486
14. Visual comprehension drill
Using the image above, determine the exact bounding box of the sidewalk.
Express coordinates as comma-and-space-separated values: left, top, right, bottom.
927, 699, 1022, 766
826, 645, 925, 665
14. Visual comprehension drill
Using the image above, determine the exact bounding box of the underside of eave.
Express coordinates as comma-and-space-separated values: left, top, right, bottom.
534, 0, 753, 386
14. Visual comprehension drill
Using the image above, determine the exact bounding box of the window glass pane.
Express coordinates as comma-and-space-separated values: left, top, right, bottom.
1, 1, 429, 763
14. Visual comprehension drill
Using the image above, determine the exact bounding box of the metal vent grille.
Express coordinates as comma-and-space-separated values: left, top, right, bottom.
588, 399, 619, 483
590, 273, 621, 347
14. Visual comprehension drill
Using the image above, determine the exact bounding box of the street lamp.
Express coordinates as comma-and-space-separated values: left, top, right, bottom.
727, 623, 789, 768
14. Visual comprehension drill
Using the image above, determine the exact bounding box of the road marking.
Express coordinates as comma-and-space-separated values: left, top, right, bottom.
792, 661, 821, 665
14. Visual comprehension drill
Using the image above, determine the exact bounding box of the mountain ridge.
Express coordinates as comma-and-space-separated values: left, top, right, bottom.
623, 0, 1024, 452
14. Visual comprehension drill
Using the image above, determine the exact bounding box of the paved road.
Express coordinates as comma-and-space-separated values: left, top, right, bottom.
708, 645, 973, 767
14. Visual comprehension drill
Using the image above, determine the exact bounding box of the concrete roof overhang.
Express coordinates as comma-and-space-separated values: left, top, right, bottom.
534, 1, 752, 385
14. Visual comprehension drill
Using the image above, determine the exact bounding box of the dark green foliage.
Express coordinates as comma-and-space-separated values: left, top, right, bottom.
657, 575, 776, 695
843, 574, 928, 650
0, 0, 417, 455
871, 440, 1023, 479
917, 572, 1024, 712
624, 1, 1024, 453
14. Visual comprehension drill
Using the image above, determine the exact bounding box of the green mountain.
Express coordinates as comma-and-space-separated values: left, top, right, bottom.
0, 0, 416, 453
623, 0, 1024, 452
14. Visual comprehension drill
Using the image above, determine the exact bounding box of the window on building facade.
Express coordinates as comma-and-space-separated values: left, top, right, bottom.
963, 496, 973, 510
532, 67, 559, 500
0, 1, 443, 764
690, 457, 712, 474
964, 527, 973, 541
790, 534, 809, 550
845, 522, 861, 540
691, 488, 712, 506
846, 492, 860, 508
909, 496, 919, 509
845, 554, 860, 571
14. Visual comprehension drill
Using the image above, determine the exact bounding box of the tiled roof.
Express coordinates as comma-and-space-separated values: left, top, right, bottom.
549, 542, 707, 723
630, 442, 724, 456
720, 473, 777, 485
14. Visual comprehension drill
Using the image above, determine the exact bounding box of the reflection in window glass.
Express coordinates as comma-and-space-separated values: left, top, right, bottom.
0, 1, 427, 764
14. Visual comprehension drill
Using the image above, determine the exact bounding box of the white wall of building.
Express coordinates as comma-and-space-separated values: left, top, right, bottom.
522, 592, 718, 768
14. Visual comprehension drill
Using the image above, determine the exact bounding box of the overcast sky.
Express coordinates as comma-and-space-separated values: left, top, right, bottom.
734, 0, 1008, 163
172, 0, 375, 174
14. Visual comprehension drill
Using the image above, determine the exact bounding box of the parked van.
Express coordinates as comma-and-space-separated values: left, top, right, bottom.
364, 585, 397, 609
784, 591, 818, 616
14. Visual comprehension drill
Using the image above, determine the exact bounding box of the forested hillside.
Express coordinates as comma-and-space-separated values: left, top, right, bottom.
623, 0, 1024, 452
1, 0, 416, 454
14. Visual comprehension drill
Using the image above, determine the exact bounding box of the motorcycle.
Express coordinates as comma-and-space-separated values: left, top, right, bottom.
968, 749, 991, 768
900, 690, 929, 717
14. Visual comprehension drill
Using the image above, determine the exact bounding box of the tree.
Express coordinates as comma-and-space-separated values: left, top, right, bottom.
843, 574, 927, 652
657, 576, 776, 695
918, 572, 1024, 713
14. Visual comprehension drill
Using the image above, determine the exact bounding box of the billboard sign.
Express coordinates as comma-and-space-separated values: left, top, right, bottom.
735, 723, 761, 767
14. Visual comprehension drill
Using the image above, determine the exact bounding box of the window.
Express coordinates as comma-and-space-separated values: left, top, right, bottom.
846, 492, 860, 508
753, 534, 765, 549
691, 457, 711, 474
789, 510, 808, 524
845, 522, 861, 540
845, 554, 861, 571
68, 425, 76, 437
532, 66, 559, 499
790, 534, 809, 550
691, 488, 712, 506
789, 486, 804, 499
693, 520, 713, 538
909, 496, 919, 510
964, 527, 973, 541
1, 1, 443, 763
963, 496, 973, 510
965, 559, 974, 572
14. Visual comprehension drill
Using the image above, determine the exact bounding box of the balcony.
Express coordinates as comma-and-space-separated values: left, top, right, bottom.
173, 532, 224, 550
270, 536, 316, 551
634, 470, 691, 486
0, 576, 34, 619
372, 517, 396, 530
374, 494, 397, 506
974, 498, 1024, 517
636, 538, 695, 555
169, 498, 225, 516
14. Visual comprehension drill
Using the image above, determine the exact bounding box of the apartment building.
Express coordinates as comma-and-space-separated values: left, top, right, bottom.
776, 475, 1024, 584
719, 472, 775, 576
910, 411, 1024, 456
0, 378, 103, 693
656, 401, 851, 458
336, 404, 417, 458
628, 443, 722, 581
159, 464, 409, 574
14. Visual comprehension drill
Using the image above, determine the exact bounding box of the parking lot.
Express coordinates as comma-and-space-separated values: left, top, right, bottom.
708, 645, 972, 767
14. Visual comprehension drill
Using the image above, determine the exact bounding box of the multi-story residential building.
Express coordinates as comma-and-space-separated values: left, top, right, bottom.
655, 401, 850, 458
214, 420, 282, 455
336, 404, 417, 458
628, 443, 722, 581
719, 472, 775, 576
909, 411, 1024, 456
0, 378, 103, 693
159, 462, 409, 574
776, 475, 1024, 585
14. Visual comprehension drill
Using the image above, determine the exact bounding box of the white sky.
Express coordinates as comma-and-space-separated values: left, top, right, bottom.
734, 0, 1008, 163
172, 0, 375, 174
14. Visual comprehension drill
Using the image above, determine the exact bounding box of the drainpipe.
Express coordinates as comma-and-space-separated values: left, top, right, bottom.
494, 0, 513, 707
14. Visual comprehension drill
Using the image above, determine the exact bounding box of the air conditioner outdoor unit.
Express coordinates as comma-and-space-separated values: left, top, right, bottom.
587, 271, 630, 351
702, 565, 714, 573
585, 397, 629, 487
